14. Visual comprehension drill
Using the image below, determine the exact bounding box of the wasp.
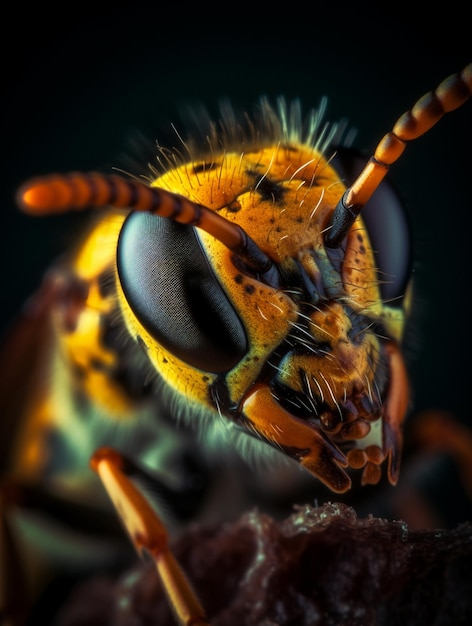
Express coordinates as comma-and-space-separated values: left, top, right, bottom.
1, 64, 471, 626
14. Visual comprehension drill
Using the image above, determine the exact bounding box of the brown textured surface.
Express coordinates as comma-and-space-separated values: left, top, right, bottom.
56, 502, 472, 626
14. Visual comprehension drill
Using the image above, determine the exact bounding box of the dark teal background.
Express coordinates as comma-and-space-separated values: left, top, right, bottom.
2, 4, 471, 520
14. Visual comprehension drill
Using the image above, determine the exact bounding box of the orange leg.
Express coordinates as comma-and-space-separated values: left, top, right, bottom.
378, 340, 410, 486
90, 448, 210, 626
411, 410, 472, 501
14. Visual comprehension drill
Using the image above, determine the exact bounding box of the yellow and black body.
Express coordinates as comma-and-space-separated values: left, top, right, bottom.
1, 64, 471, 625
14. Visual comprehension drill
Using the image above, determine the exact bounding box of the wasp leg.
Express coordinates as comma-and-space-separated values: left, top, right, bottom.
90, 447, 210, 626
380, 340, 410, 487
411, 410, 472, 500
240, 383, 351, 493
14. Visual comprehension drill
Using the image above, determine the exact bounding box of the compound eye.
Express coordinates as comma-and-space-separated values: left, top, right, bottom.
117, 212, 248, 372
332, 147, 412, 303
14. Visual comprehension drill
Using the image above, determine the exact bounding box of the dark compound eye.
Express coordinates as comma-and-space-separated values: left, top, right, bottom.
117, 212, 248, 372
332, 147, 412, 304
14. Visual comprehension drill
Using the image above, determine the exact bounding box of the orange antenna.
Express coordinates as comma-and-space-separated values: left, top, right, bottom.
325, 63, 472, 248
17, 172, 273, 275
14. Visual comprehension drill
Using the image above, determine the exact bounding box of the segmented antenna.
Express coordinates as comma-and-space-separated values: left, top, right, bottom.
17, 172, 273, 276
325, 63, 472, 248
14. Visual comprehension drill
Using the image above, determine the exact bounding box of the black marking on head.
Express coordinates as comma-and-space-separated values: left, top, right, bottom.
246, 169, 286, 203
209, 374, 239, 415
193, 161, 221, 174
227, 200, 242, 213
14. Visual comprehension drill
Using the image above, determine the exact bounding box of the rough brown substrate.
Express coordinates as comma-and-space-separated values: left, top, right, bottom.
56, 502, 472, 626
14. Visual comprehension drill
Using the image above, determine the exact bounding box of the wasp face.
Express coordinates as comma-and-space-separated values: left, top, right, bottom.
114, 126, 411, 493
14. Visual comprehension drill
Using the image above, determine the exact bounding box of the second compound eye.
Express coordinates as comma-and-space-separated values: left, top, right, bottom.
117, 212, 248, 373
